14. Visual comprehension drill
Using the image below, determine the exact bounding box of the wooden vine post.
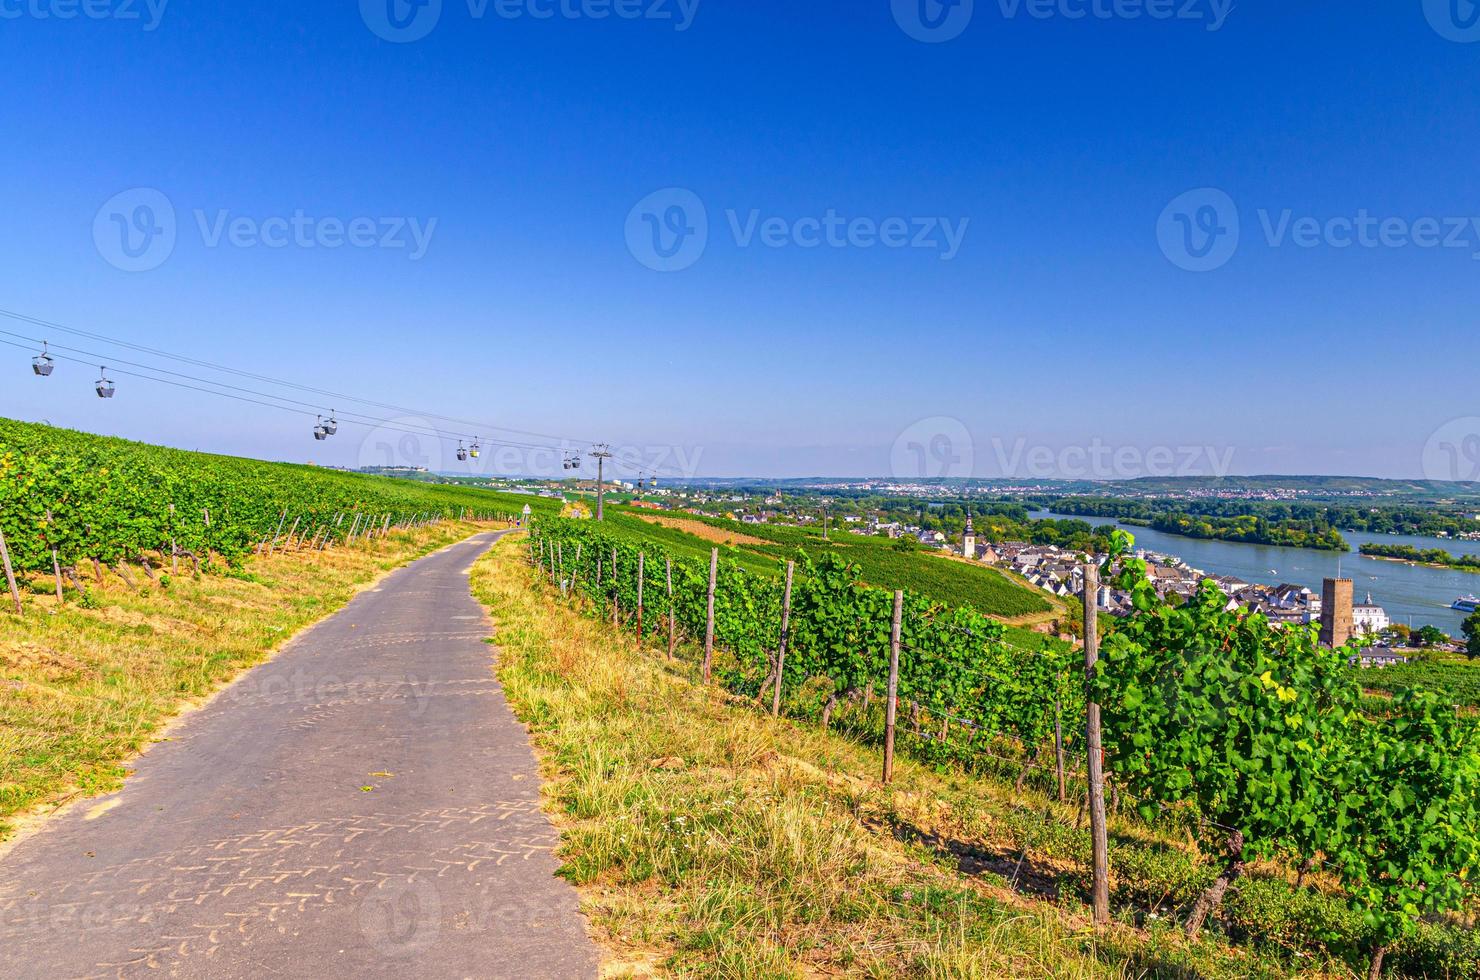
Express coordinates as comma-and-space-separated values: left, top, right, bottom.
46, 509, 62, 602
665, 558, 675, 659
636, 552, 645, 640
702, 548, 718, 683
611, 546, 619, 626
771, 560, 795, 717
883, 590, 903, 785
0, 524, 22, 615
1055, 691, 1067, 803
1083, 562, 1110, 927
267, 509, 288, 556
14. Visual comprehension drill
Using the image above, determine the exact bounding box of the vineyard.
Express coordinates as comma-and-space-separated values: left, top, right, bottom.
528, 517, 1480, 979
0, 418, 555, 589
603, 506, 1055, 621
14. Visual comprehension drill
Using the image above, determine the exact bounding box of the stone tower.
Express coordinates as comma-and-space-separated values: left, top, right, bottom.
962, 512, 976, 560
1320, 578, 1354, 648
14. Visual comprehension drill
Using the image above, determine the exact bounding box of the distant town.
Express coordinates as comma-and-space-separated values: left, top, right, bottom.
357, 468, 1478, 665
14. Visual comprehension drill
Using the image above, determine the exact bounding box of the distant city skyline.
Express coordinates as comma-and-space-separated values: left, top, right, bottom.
3, 4, 1478, 480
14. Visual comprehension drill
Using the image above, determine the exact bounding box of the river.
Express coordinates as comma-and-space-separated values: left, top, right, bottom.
1032, 512, 1480, 636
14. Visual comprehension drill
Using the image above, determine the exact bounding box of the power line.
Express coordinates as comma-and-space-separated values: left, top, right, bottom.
3, 316, 695, 477
0, 307, 694, 474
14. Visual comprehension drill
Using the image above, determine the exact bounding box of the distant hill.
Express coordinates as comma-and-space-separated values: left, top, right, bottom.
663, 474, 1480, 502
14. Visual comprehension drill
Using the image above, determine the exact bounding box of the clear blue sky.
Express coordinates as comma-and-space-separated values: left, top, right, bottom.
2, 2, 1477, 480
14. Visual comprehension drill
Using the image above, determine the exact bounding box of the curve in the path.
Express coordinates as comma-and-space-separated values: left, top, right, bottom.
0, 530, 599, 980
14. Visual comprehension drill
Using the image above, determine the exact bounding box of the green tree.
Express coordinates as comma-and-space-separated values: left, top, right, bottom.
1416, 625, 1449, 648
1464, 611, 1480, 660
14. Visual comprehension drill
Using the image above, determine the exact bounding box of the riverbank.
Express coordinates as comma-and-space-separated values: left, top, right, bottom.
1360, 544, 1480, 575
1031, 512, 1479, 636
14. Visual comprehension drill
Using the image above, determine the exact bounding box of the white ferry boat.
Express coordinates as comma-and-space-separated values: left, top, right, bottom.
1453, 595, 1480, 613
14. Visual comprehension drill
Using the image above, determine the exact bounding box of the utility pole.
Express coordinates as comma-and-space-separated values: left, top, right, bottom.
589, 444, 613, 521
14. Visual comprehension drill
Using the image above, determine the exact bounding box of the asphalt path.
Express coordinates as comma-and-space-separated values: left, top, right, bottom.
0, 530, 598, 979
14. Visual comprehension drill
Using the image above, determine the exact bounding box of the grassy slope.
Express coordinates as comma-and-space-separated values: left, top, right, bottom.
0, 520, 500, 838
473, 536, 1357, 979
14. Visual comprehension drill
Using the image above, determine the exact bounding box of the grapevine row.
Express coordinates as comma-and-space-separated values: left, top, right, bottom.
0, 419, 537, 581
529, 517, 1083, 780
530, 518, 1480, 977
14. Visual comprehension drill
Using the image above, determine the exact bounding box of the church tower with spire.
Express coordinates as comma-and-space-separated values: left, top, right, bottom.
962, 511, 976, 560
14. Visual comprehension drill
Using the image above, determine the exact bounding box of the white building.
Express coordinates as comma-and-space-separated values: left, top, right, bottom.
1353, 594, 1390, 635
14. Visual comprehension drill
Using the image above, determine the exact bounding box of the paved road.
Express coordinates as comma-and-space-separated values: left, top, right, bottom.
0, 531, 599, 980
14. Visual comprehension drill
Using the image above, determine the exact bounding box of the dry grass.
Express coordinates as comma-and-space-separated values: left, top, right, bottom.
472, 537, 1333, 979
0, 521, 502, 840
633, 515, 771, 548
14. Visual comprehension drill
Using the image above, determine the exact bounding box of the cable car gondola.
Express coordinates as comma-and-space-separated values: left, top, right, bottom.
313, 416, 329, 441
95, 367, 115, 399
469, 438, 481, 459
457, 441, 469, 462
323, 411, 338, 436
32, 342, 54, 377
